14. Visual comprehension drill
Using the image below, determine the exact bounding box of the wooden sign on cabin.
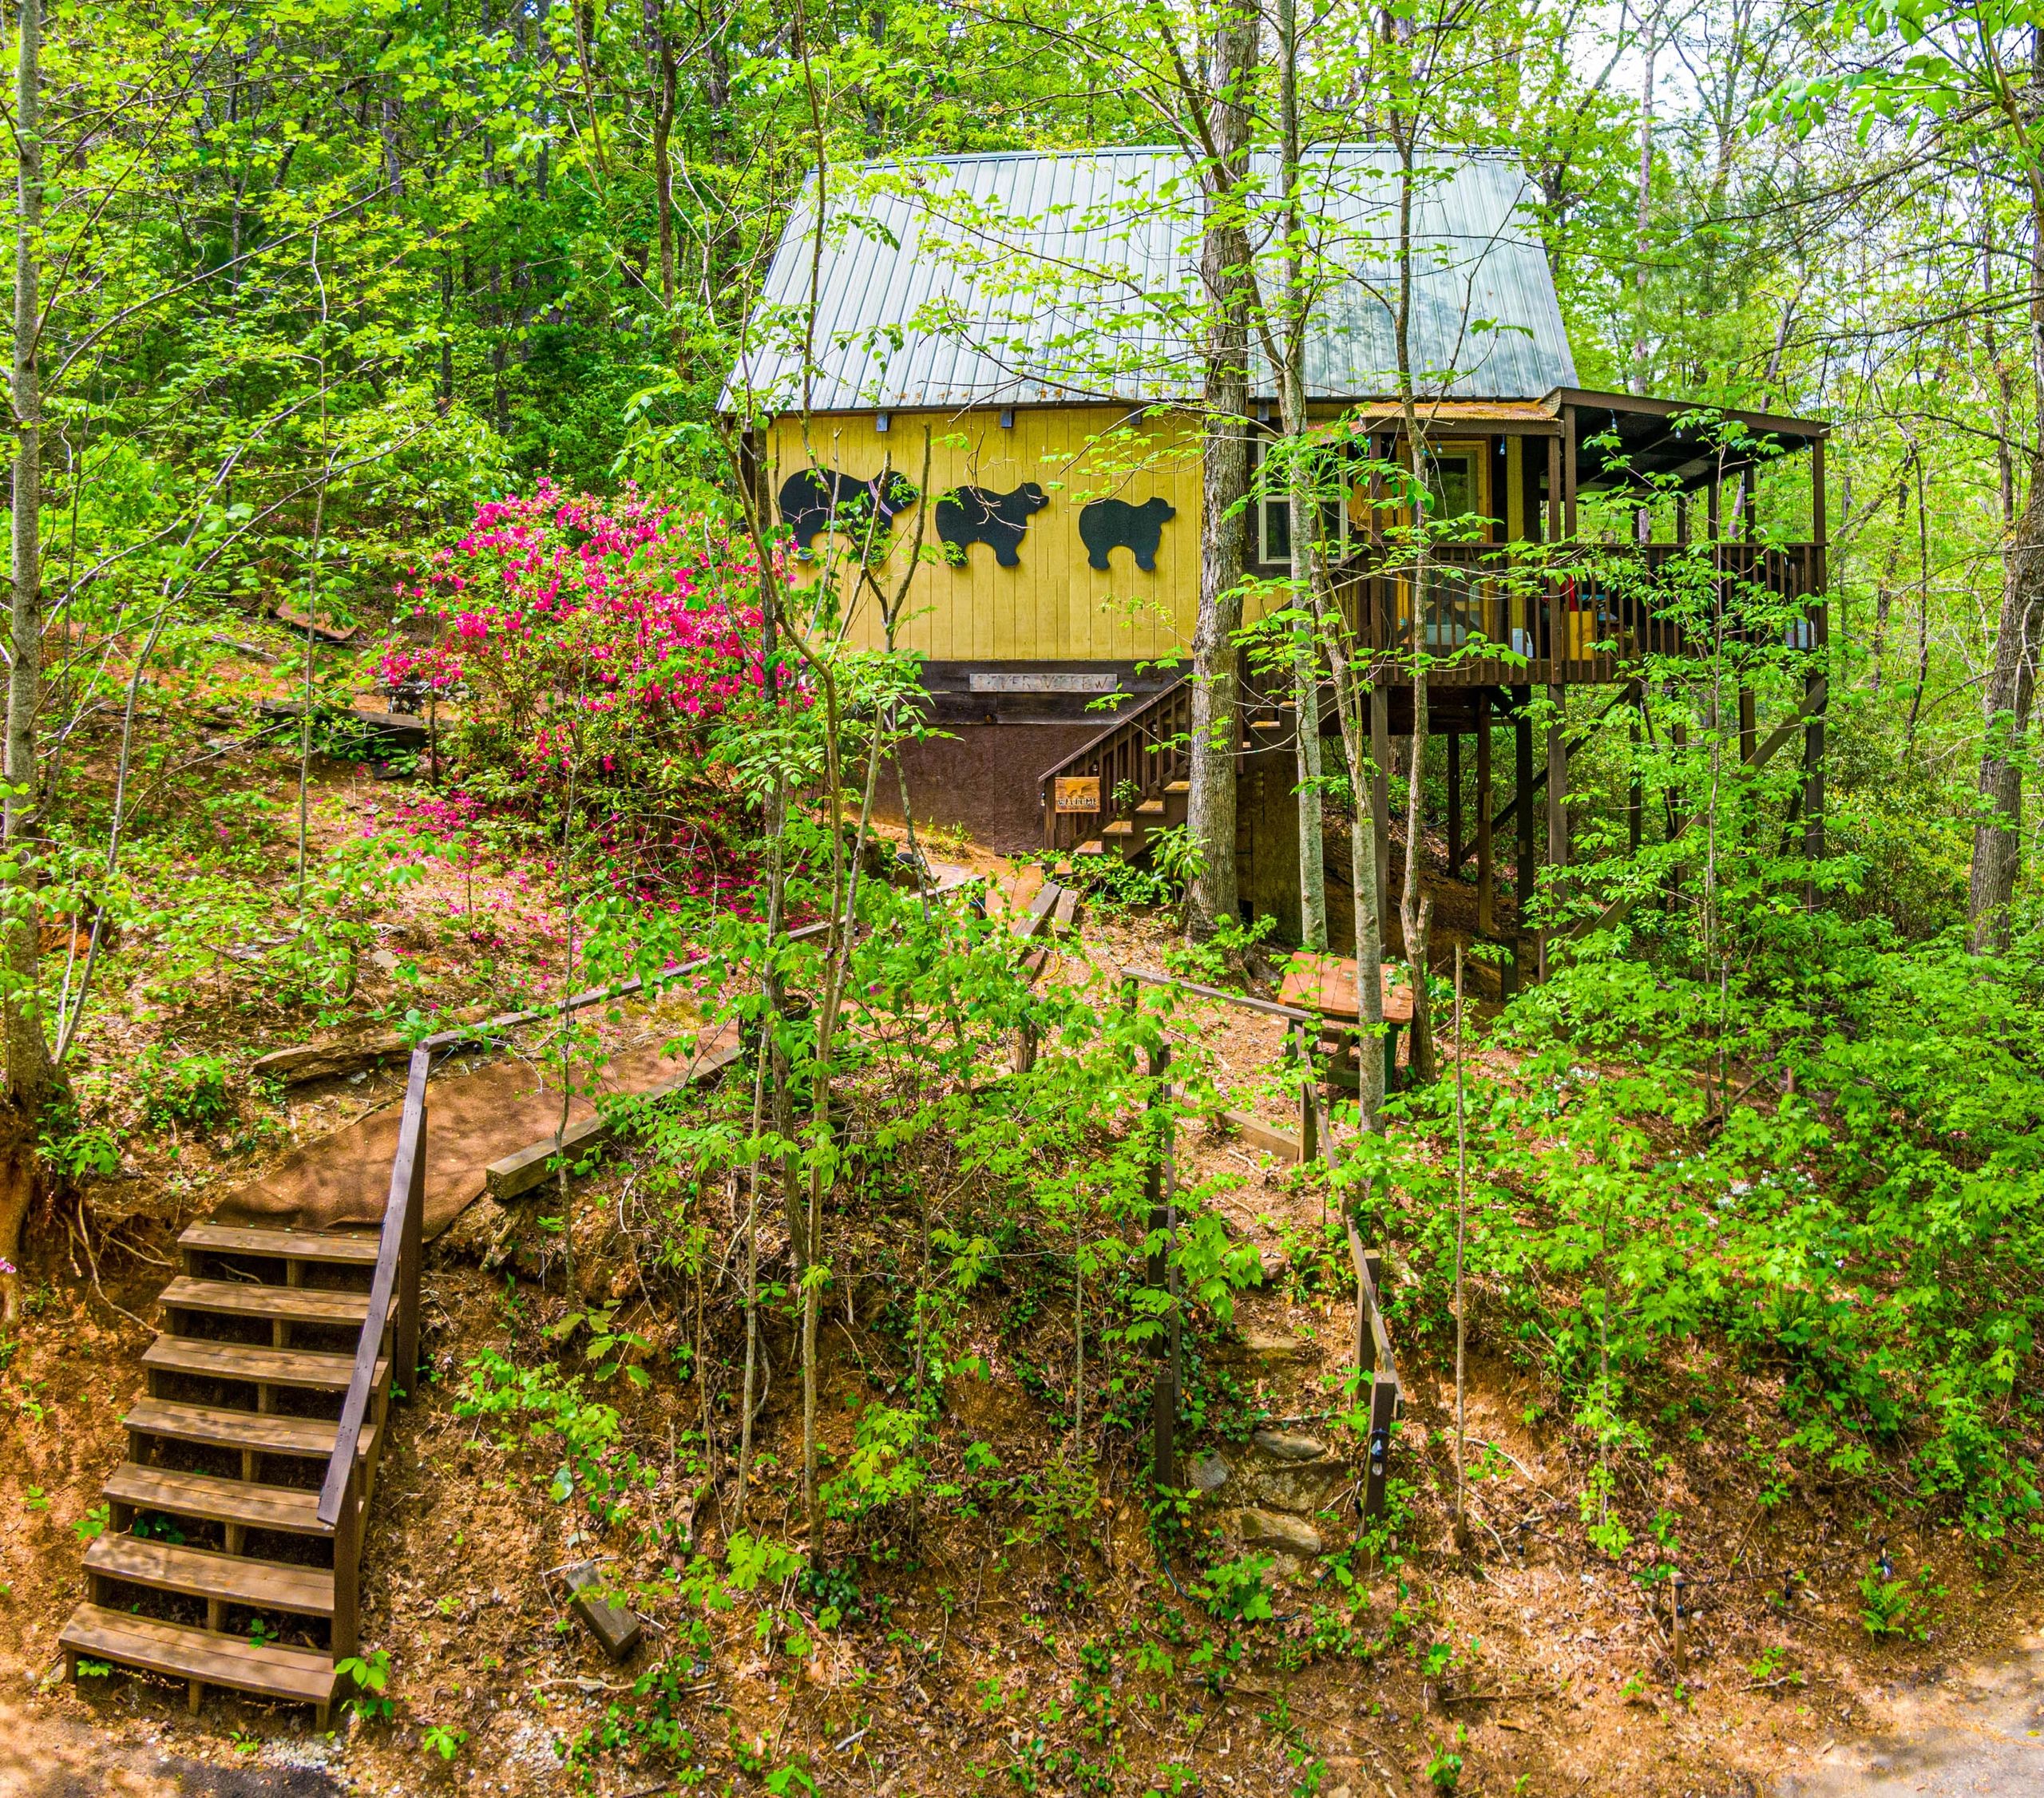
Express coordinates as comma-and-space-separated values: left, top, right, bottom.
1054, 776, 1100, 814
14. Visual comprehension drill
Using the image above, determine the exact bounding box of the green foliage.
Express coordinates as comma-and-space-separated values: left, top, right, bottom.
421, 1723, 469, 1760
335, 1649, 394, 1723
454, 1349, 651, 1525
1190, 1553, 1275, 1625
133, 1051, 231, 1131
1425, 1730, 1467, 1790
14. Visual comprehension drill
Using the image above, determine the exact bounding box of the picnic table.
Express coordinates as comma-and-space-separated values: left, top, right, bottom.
1278, 952, 1416, 1093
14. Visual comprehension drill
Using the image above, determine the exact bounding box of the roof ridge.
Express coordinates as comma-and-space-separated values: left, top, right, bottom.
841, 143, 1528, 172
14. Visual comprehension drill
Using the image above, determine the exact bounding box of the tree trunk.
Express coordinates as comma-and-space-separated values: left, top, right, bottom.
2, 0, 50, 1320
1277, 0, 1326, 952
1967, 447, 2044, 951
1185, 7, 1256, 941
646, 0, 677, 310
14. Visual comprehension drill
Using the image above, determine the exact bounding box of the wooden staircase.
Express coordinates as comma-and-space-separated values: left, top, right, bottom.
1040, 676, 1300, 866
61, 1058, 429, 1726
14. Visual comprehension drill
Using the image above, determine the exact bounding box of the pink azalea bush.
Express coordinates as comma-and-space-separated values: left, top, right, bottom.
380, 481, 785, 777
378, 485, 797, 903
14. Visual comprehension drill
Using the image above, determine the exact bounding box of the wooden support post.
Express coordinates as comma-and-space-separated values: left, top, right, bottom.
1806, 441, 1829, 907
331, 1461, 361, 1660
1670, 712, 1688, 845
1369, 680, 1391, 932
1804, 667, 1826, 889
1738, 687, 1757, 767
1348, 1240, 1400, 1538
1475, 692, 1495, 937
1562, 407, 1579, 541
1445, 730, 1463, 874
1629, 680, 1644, 855
1540, 684, 1567, 980
1514, 691, 1535, 913
1671, 1570, 1688, 1676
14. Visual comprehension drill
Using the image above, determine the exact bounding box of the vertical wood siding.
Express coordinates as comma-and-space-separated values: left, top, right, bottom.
768, 407, 1202, 663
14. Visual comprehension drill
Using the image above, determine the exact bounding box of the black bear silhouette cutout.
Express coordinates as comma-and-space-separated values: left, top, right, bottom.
1078, 497, 1176, 572
934, 482, 1049, 567
778, 469, 918, 556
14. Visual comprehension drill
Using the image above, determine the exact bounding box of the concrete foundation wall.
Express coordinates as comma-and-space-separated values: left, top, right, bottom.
876, 723, 1105, 856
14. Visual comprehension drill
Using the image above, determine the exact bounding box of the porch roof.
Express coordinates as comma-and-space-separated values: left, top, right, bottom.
1551, 388, 1828, 493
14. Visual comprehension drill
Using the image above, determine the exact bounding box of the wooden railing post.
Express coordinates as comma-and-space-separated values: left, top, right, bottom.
330, 1458, 362, 1661
1362, 1370, 1397, 1533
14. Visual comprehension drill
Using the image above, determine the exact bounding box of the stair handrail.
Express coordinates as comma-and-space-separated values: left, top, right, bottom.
318, 1047, 429, 1528
1036, 677, 1190, 793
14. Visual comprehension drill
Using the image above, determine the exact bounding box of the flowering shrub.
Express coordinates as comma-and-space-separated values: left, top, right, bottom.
377, 485, 797, 901
380, 482, 787, 786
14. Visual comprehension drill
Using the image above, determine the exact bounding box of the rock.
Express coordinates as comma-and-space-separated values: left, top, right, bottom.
1238, 1507, 1322, 1556
1257, 1245, 1287, 1285
1242, 1430, 1345, 1512
1252, 1429, 1327, 1463
1243, 1329, 1309, 1365
435, 1194, 513, 1264
1188, 1452, 1231, 1494
1252, 1463, 1348, 1515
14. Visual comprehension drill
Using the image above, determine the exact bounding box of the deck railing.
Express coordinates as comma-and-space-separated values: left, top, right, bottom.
1331, 540, 1827, 686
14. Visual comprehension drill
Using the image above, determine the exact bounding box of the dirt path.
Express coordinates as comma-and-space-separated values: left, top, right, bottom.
1781, 1632, 2044, 1796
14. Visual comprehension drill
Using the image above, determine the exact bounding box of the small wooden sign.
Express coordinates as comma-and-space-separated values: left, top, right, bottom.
970, 671, 1120, 695
1054, 776, 1101, 814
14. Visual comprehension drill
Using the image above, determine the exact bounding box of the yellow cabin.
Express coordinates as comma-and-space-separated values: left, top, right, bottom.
730, 148, 1828, 951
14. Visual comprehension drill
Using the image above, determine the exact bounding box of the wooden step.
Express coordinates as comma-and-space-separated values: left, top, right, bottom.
1163, 780, 1190, 795
157, 1277, 372, 1330
178, 1222, 379, 1269
124, 1396, 375, 1464
144, 1336, 388, 1395
60, 1602, 336, 1717
1075, 840, 1107, 857
1102, 819, 1137, 838
1135, 799, 1166, 816
86, 1535, 335, 1618
102, 1463, 335, 1539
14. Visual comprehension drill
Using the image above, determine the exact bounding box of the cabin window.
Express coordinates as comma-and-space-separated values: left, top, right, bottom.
1251, 433, 1361, 567
1257, 435, 1291, 565
1420, 448, 1480, 523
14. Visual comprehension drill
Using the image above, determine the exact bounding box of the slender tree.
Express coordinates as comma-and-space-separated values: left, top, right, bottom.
1184, 2, 1258, 942
0, 0, 53, 1321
